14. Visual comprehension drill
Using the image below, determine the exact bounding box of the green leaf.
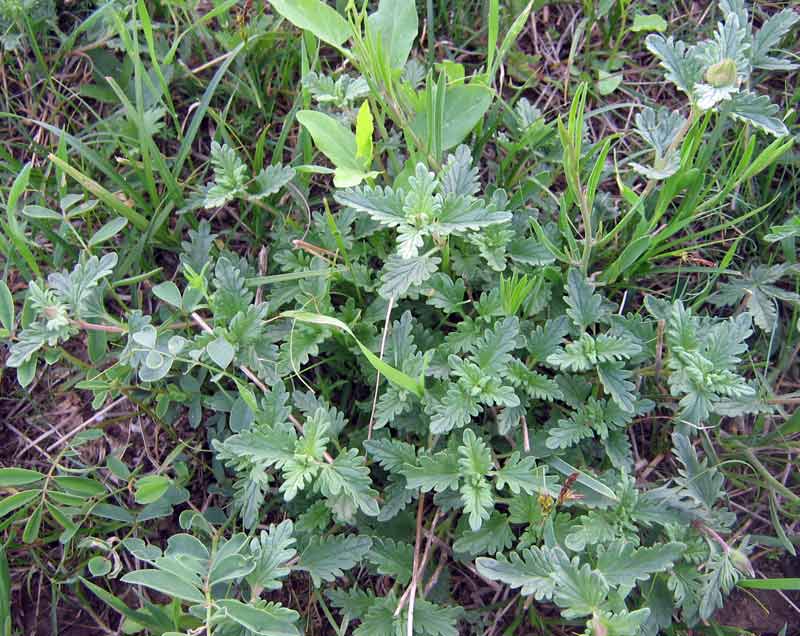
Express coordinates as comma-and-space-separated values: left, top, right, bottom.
552, 560, 608, 619
460, 478, 493, 531
46, 502, 77, 541
268, 0, 351, 48
205, 142, 248, 207
413, 83, 494, 150
644, 34, 702, 97
631, 13, 667, 32
88, 217, 128, 246
217, 599, 300, 636
592, 609, 651, 636
565, 511, 617, 552
297, 534, 372, 586
88, 556, 112, 577
367, 0, 418, 70
564, 269, 604, 329
81, 577, 167, 633
727, 91, 789, 137
317, 448, 380, 516
209, 536, 254, 585
214, 427, 295, 469
22, 504, 42, 543
597, 541, 686, 587
410, 599, 461, 636
0, 281, 14, 332
207, 337, 235, 369
633, 106, 686, 158
3, 161, 41, 277
751, 9, 800, 71
335, 185, 406, 228
424, 273, 466, 314
457, 429, 493, 477
507, 361, 562, 402
379, 253, 441, 299
546, 413, 593, 450
672, 432, 725, 511
475, 316, 519, 375
476, 547, 557, 599
7, 334, 43, 370
453, 512, 513, 556
296, 111, 364, 180
493, 453, 545, 495
368, 538, 414, 584
22, 205, 61, 220
547, 457, 618, 502
429, 382, 480, 434
0, 490, 41, 518
0, 468, 44, 486
401, 451, 460, 492
0, 546, 10, 636
252, 165, 295, 199
53, 476, 106, 497
121, 569, 204, 604
738, 578, 800, 591
354, 101, 373, 164
699, 549, 741, 620
597, 363, 637, 413
596, 70, 622, 96
134, 475, 171, 504
50, 252, 118, 317
281, 310, 425, 398
152, 282, 183, 308
247, 520, 297, 591
364, 438, 417, 471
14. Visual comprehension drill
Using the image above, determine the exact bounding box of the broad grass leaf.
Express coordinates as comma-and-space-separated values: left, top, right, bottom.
366, 0, 418, 70
269, 0, 351, 48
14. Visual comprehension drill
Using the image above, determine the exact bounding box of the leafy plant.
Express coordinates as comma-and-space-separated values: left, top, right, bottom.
644, 0, 797, 136
1, 0, 797, 635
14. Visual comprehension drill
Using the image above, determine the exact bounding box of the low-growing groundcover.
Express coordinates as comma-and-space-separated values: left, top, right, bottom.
1, 0, 799, 634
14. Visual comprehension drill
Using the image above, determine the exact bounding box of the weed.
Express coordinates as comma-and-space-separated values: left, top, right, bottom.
1, 1, 799, 635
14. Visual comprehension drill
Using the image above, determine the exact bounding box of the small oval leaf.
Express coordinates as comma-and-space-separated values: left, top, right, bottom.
89, 217, 128, 246
134, 475, 171, 505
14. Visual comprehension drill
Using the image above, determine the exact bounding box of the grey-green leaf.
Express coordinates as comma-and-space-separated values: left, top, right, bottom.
297, 535, 372, 586
121, 569, 204, 604
217, 599, 300, 636
476, 547, 557, 599
379, 253, 441, 299
152, 282, 183, 308
207, 337, 235, 369
597, 541, 686, 587
564, 269, 604, 330
728, 91, 789, 137
0, 281, 14, 332
88, 217, 128, 246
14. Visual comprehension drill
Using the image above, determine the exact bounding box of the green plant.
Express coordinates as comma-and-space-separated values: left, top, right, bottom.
1, 0, 798, 634
645, 0, 797, 137
2, 146, 771, 636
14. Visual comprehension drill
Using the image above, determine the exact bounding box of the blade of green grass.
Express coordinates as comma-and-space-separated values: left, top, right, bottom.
173, 40, 246, 179
47, 154, 150, 233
